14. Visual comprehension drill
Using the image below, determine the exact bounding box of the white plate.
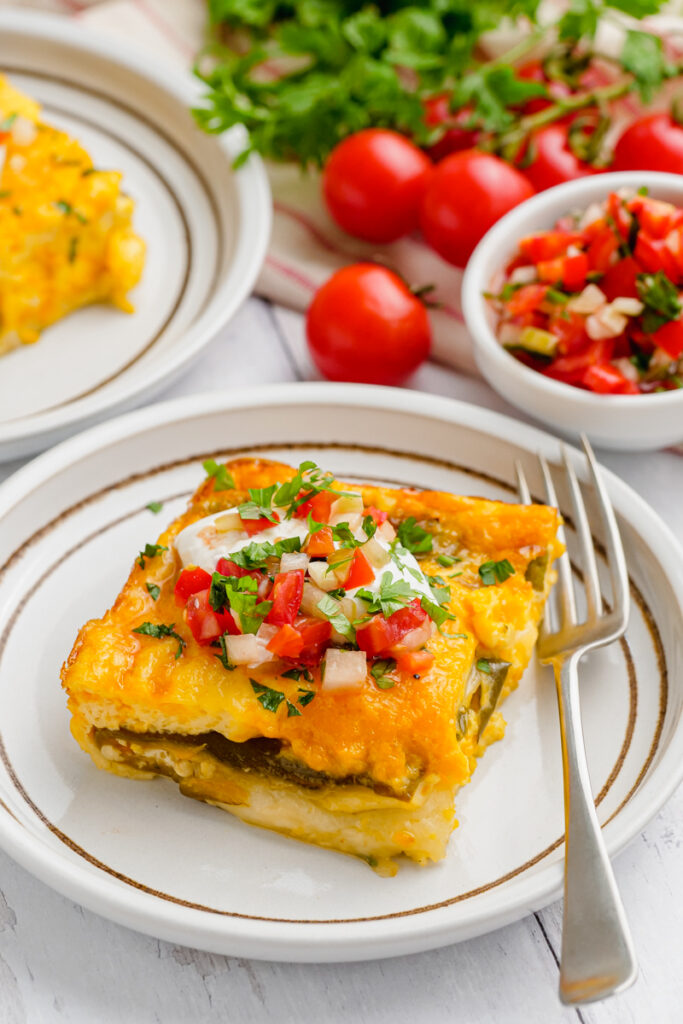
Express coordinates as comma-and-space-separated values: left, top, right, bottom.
0, 11, 271, 462
0, 383, 681, 962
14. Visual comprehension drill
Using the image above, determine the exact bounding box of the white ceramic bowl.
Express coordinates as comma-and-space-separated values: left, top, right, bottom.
462, 172, 683, 451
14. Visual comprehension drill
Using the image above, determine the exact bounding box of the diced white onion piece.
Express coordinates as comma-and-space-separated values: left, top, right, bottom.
509, 265, 537, 285
327, 549, 353, 584
586, 306, 628, 340
566, 244, 582, 257
340, 597, 357, 622
578, 202, 604, 230
377, 521, 396, 542
363, 536, 391, 569
307, 560, 339, 592
611, 297, 644, 316
322, 649, 367, 691
393, 622, 435, 652
214, 511, 242, 532
256, 622, 278, 642
498, 322, 522, 346
225, 634, 274, 667
300, 580, 331, 618
567, 284, 606, 315
11, 116, 37, 147
329, 512, 363, 532
280, 552, 309, 573
329, 493, 363, 519
612, 358, 640, 382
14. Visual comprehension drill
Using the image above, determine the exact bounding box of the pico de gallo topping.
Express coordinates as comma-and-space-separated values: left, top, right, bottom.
489, 188, 683, 395
165, 460, 479, 695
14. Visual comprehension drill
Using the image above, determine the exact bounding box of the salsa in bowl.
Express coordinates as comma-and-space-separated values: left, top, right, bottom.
462, 172, 683, 450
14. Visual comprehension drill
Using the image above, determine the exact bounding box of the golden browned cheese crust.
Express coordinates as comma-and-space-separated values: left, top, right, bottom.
62, 458, 561, 870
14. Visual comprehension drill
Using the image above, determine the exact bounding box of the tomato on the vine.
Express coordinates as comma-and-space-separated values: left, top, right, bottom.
419, 150, 534, 267
520, 123, 602, 192
515, 61, 571, 115
306, 264, 431, 385
422, 95, 478, 161
614, 113, 683, 174
322, 129, 432, 243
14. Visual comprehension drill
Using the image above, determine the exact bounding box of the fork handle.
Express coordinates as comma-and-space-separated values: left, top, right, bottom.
554, 653, 638, 1005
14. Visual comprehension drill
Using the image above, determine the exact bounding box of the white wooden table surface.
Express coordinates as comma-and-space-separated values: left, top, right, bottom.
0, 298, 681, 1024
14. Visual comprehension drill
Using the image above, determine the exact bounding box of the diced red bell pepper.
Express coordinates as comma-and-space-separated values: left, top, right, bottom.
267, 624, 304, 658
506, 284, 549, 316
240, 511, 280, 536
582, 364, 640, 395
185, 588, 238, 645
394, 650, 435, 676
356, 599, 429, 657
305, 526, 335, 557
294, 616, 332, 664
518, 231, 583, 263
174, 567, 212, 607
344, 549, 376, 590
265, 569, 304, 626
653, 318, 683, 359
293, 490, 334, 523
364, 506, 388, 525
600, 256, 641, 301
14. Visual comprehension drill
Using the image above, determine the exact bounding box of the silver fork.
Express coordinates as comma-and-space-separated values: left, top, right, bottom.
516, 435, 637, 1006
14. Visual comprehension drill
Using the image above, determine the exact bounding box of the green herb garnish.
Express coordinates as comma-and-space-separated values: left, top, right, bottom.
215, 633, 235, 670
371, 658, 397, 690
317, 595, 356, 642
132, 621, 185, 659
397, 517, 433, 555
228, 536, 302, 570
436, 554, 460, 568
356, 572, 414, 618
238, 484, 280, 524
478, 559, 515, 586
420, 596, 455, 628
136, 543, 168, 569
210, 573, 272, 633
636, 271, 682, 334
146, 582, 161, 601
476, 657, 492, 674
146, 501, 164, 514
203, 459, 236, 491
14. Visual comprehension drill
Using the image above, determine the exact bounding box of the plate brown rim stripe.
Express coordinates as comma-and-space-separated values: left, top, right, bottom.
0, 444, 662, 925
0, 66, 225, 421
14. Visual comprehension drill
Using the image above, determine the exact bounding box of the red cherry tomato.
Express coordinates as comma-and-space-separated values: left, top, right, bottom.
521, 124, 602, 192
306, 264, 431, 385
419, 150, 534, 267
322, 129, 431, 243
174, 567, 212, 607
423, 95, 478, 161
614, 113, 683, 173
266, 570, 305, 626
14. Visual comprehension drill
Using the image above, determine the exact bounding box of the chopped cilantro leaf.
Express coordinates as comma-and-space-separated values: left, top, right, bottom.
397, 517, 433, 555
476, 657, 492, 674
306, 512, 328, 535
251, 680, 286, 713
356, 572, 414, 618
228, 537, 301, 570
210, 573, 272, 633
436, 554, 460, 568
146, 582, 161, 601
132, 621, 185, 659
297, 688, 316, 707
636, 271, 682, 334
478, 559, 515, 586
203, 459, 235, 491
420, 596, 455, 628
286, 700, 302, 717
215, 634, 235, 671
0, 113, 17, 132
317, 595, 356, 641
371, 658, 397, 689
54, 199, 87, 223
136, 543, 168, 569
146, 501, 163, 514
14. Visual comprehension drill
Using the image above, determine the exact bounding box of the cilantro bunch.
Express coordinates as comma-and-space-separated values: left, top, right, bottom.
196, 0, 671, 168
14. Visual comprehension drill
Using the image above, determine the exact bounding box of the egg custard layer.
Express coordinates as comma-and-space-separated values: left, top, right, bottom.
62, 458, 561, 873
0, 75, 145, 356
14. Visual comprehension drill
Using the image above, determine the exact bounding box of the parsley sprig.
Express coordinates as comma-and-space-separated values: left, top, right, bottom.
250, 679, 314, 716
203, 459, 236, 491
636, 271, 682, 334
136, 543, 168, 569
478, 559, 515, 586
133, 621, 185, 659
396, 517, 433, 555
356, 572, 414, 618
210, 573, 273, 633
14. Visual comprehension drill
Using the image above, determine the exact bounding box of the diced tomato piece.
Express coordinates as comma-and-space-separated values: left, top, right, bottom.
394, 649, 435, 676
185, 589, 238, 645
543, 339, 614, 385
356, 599, 429, 657
293, 491, 334, 523
364, 506, 388, 525
240, 511, 280, 536
537, 253, 588, 291
344, 549, 376, 590
634, 234, 679, 280
626, 195, 683, 239
215, 558, 264, 583
266, 569, 304, 626
582, 364, 640, 395
587, 227, 620, 273
601, 256, 641, 301
653, 318, 683, 359
267, 624, 304, 658
305, 526, 335, 557
518, 231, 583, 263
295, 616, 332, 663
663, 228, 683, 283
174, 567, 212, 607
607, 192, 633, 240
547, 311, 590, 356
506, 284, 549, 316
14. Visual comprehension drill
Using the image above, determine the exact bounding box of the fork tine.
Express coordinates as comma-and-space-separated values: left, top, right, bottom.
581, 435, 630, 630
515, 460, 531, 504
561, 443, 603, 621
539, 454, 577, 628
